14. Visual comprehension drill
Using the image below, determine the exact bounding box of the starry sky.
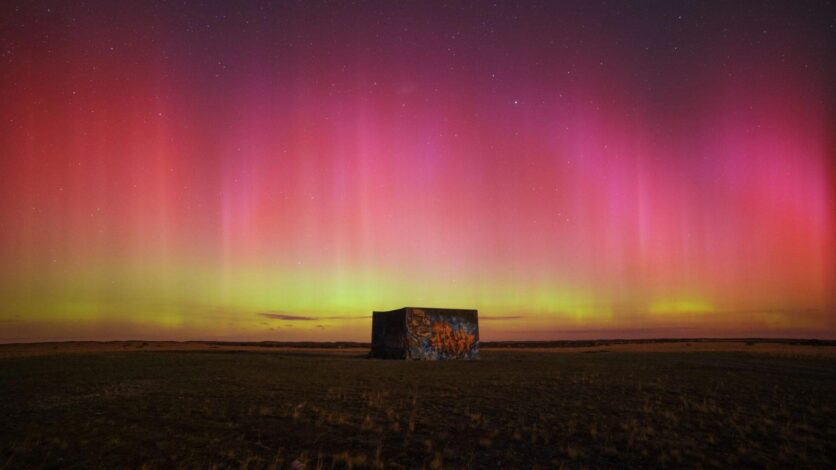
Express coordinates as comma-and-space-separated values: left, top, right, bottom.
1, 0, 834, 342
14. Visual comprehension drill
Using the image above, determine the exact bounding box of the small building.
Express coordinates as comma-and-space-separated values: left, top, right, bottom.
371, 307, 479, 360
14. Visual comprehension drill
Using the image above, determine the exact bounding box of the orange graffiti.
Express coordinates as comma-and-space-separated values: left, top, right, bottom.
430, 322, 476, 356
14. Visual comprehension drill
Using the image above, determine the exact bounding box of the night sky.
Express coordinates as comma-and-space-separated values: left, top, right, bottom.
1, 1, 834, 342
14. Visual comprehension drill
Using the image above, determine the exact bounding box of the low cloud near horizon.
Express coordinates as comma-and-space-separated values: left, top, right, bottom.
258, 312, 371, 321
258, 312, 316, 321
259, 312, 526, 322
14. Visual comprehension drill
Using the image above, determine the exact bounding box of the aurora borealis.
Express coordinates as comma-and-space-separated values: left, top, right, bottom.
0, 1, 834, 342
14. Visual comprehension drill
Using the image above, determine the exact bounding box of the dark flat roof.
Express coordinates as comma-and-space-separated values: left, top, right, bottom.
373, 307, 478, 314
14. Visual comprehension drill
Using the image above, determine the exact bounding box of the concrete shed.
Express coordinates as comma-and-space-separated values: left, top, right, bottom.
370, 307, 479, 360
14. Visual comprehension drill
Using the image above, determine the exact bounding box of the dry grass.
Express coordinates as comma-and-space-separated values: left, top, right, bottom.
2, 339, 834, 359
0, 341, 369, 358
0, 346, 834, 468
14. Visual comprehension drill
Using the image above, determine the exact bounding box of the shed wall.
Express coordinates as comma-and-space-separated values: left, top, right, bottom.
370, 310, 407, 358
405, 308, 479, 360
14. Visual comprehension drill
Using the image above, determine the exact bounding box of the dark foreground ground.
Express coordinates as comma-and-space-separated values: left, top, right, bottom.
1, 344, 834, 468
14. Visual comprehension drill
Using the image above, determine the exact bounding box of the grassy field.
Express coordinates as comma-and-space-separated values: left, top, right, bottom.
1, 343, 834, 468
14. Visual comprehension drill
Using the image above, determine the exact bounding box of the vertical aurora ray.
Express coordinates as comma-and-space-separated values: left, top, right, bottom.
0, 1, 833, 341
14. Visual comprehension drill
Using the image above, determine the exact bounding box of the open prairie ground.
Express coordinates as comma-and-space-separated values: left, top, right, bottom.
1, 341, 834, 468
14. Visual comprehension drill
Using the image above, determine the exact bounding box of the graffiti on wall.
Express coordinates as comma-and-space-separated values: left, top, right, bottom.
431, 322, 477, 356
407, 308, 479, 359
